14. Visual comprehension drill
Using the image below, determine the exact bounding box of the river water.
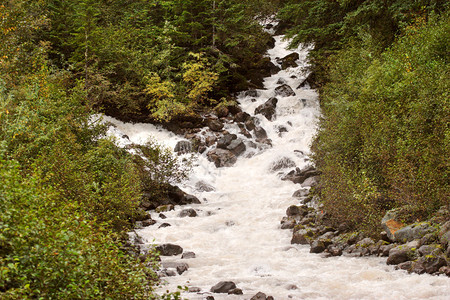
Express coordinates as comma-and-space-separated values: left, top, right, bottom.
103, 34, 450, 299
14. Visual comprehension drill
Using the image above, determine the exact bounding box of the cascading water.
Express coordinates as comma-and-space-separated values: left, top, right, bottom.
103, 32, 450, 299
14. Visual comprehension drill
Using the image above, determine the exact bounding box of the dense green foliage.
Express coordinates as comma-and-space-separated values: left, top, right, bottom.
0, 1, 190, 298
38, 0, 278, 121
280, 1, 449, 232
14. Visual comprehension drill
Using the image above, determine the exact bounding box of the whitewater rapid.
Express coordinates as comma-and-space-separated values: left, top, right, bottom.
103, 35, 450, 299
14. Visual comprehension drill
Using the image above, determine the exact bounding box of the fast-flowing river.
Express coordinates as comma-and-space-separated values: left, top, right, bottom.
103, 33, 450, 299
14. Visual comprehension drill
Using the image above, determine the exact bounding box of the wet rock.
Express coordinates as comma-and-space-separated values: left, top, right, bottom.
162, 262, 189, 275
255, 97, 278, 121
195, 181, 215, 192
206, 296, 215, 300
310, 240, 326, 253
251, 292, 267, 300
254, 126, 268, 139
292, 189, 309, 198
188, 287, 201, 293
217, 134, 237, 149
160, 269, 177, 277
210, 281, 237, 293
207, 118, 224, 132
439, 266, 450, 276
179, 208, 197, 218
215, 106, 229, 118
207, 148, 237, 168
205, 135, 217, 147
387, 247, 411, 265
142, 218, 156, 227
227, 139, 246, 156
291, 229, 311, 245
228, 288, 243, 295
281, 52, 299, 70
159, 213, 167, 219
155, 204, 175, 212
411, 255, 447, 274
269, 157, 296, 172
174, 140, 192, 154
394, 222, 437, 243
439, 220, 450, 247
282, 166, 320, 185
275, 84, 296, 97
396, 261, 413, 271
181, 251, 196, 259
245, 119, 256, 131
381, 208, 405, 242
245, 89, 259, 98
328, 245, 344, 256
418, 244, 441, 256
286, 205, 308, 217
235, 111, 251, 123
379, 244, 396, 257
159, 223, 171, 228
302, 176, 320, 187
281, 217, 296, 229
156, 244, 183, 256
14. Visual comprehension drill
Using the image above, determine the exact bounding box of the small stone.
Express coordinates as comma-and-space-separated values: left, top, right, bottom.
142, 218, 156, 227
179, 208, 198, 218
181, 251, 196, 259
251, 292, 267, 300
188, 287, 201, 293
159, 213, 167, 219
228, 288, 243, 295
159, 223, 171, 228
310, 240, 326, 253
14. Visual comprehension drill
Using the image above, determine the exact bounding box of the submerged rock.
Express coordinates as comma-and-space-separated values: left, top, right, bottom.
255, 97, 278, 121
210, 281, 237, 293
174, 140, 192, 154
179, 208, 197, 218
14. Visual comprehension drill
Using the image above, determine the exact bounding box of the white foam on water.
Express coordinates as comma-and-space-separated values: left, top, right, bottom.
102, 33, 450, 299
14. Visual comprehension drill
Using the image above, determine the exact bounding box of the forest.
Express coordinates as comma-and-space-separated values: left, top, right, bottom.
1, 0, 448, 298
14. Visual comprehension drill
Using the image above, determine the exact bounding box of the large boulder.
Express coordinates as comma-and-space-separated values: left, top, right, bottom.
381, 208, 405, 242
411, 255, 447, 275
255, 97, 278, 121
280, 52, 299, 70
217, 134, 237, 149
226, 139, 246, 156
282, 166, 320, 185
394, 222, 437, 243
207, 118, 224, 132
141, 184, 200, 210
156, 244, 183, 256
207, 148, 237, 167
439, 221, 450, 247
253, 126, 268, 139
274, 84, 296, 97
291, 229, 312, 245
210, 281, 237, 293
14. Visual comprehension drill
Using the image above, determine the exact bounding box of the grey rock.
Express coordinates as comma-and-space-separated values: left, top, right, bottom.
286, 205, 308, 217
181, 251, 196, 259
162, 262, 189, 275
251, 292, 267, 300
245, 89, 259, 97
245, 119, 256, 131
235, 111, 251, 123
174, 140, 192, 154
310, 240, 326, 253
217, 134, 237, 149
439, 221, 450, 247
227, 288, 243, 295
254, 126, 268, 139
207, 118, 224, 132
291, 229, 311, 245
142, 218, 156, 227
275, 84, 296, 97
281, 217, 296, 229
292, 189, 309, 198
156, 244, 183, 256
381, 208, 405, 242
412, 255, 447, 274
210, 281, 237, 293
195, 181, 215, 192
396, 261, 413, 271
270, 157, 296, 172
387, 248, 410, 265
255, 97, 278, 121
226, 139, 246, 156
179, 208, 197, 218
207, 148, 237, 168
394, 222, 437, 243
379, 244, 396, 257
281, 52, 299, 70
159, 223, 171, 228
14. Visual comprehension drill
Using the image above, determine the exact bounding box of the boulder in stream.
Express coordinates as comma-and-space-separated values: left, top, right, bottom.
210, 281, 237, 293
255, 97, 278, 121
275, 84, 296, 97
207, 148, 237, 167
156, 243, 183, 256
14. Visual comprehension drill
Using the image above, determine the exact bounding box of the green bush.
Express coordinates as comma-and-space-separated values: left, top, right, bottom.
313, 12, 449, 232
